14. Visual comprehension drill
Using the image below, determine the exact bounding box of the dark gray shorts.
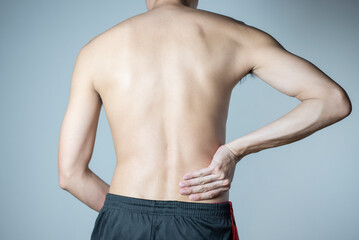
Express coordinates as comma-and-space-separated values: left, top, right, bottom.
91, 193, 239, 240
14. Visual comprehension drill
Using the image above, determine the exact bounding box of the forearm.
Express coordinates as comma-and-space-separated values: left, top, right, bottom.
60, 168, 110, 212
225, 97, 349, 162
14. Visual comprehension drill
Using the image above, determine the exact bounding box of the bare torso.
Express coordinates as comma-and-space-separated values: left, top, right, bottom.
90, 5, 251, 203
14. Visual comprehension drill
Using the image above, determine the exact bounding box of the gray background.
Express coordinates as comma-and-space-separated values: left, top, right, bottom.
0, 0, 358, 239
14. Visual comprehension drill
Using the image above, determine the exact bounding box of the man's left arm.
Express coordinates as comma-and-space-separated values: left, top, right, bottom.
58, 43, 109, 212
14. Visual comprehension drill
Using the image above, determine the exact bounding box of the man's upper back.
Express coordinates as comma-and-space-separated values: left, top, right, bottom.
87, 5, 251, 165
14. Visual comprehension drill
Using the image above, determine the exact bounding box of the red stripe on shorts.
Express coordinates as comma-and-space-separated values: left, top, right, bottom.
229, 202, 239, 240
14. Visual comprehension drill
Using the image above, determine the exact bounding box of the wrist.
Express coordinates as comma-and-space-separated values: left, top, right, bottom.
224, 139, 249, 163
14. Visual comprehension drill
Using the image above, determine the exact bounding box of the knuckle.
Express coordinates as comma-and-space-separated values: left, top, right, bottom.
218, 173, 225, 180
222, 179, 230, 186
214, 173, 221, 179
195, 187, 204, 193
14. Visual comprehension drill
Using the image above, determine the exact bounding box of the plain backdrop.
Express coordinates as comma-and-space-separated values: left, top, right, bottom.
0, 0, 358, 239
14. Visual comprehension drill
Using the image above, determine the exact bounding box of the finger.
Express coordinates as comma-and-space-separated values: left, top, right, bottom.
183, 166, 213, 180
179, 174, 219, 188
189, 187, 229, 201
180, 179, 228, 195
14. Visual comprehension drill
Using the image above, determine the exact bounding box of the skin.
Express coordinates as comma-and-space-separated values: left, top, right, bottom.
58, 0, 352, 212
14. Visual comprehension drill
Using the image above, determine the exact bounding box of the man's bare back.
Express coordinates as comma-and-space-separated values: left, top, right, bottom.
59, 1, 351, 213
89, 5, 248, 203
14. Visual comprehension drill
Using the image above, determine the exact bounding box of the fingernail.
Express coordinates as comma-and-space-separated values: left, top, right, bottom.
183, 175, 189, 179
180, 189, 187, 194
179, 182, 185, 187
189, 195, 195, 200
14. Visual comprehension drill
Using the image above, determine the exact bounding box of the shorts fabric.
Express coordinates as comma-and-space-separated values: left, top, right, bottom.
91, 193, 239, 240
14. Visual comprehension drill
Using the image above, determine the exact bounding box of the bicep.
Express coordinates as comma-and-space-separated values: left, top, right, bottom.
58, 46, 102, 175
246, 28, 342, 101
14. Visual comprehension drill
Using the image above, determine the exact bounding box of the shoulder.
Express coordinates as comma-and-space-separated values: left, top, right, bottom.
189, 12, 269, 49
77, 20, 130, 63
227, 20, 287, 70
224, 18, 283, 49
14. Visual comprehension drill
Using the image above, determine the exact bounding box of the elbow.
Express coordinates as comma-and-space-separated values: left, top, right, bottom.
58, 169, 77, 190
58, 172, 71, 190
327, 87, 352, 121
58, 157, 89, 190
58, 163, 72, 190
59, 180, 66, 190
59, 180, 67, 190
58, 167, 88, 190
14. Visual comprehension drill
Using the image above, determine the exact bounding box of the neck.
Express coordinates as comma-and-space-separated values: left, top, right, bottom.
147, 0, 190, 10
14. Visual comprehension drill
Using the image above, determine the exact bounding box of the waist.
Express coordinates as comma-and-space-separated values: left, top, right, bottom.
102, 192, 232, 218
109, 163, 230, 203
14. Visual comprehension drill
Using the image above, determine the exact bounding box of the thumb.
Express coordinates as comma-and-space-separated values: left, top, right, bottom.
208, 146, 228, 169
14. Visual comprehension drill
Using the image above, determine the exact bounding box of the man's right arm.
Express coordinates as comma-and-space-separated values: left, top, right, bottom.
177, 24, 352, 201
225, 26, 352, 160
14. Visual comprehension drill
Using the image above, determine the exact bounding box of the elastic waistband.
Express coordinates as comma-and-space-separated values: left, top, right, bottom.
102, 193, 232, 218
